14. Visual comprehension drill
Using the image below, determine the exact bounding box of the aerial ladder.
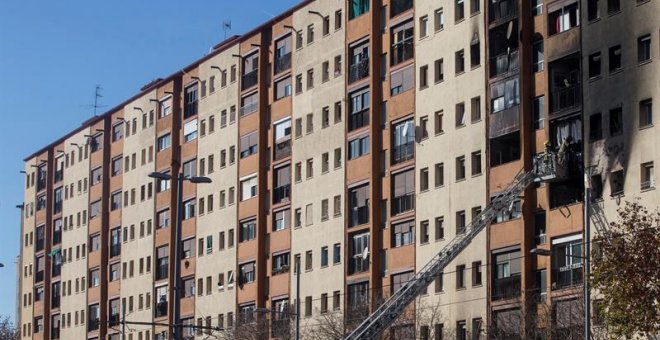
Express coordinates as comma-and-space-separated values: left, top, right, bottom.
345, 152, 564, 340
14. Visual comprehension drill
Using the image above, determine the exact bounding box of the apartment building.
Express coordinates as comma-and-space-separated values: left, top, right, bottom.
17, 0, 658, 339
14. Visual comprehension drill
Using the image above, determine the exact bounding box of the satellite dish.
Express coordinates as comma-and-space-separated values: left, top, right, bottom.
362, 247, 369, 260
506, 21, 513, 40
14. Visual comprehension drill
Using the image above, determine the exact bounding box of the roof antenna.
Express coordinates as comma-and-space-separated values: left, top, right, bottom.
91, 85, 107, 116
222, 20, 232, 40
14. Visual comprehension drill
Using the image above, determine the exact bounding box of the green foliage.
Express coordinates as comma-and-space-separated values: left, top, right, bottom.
591, 200, 660, 338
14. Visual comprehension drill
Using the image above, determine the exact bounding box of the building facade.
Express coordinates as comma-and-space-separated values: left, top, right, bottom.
16, 0, 658, 339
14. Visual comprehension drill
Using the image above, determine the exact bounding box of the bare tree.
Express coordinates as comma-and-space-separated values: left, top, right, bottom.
0, 315, 19, 340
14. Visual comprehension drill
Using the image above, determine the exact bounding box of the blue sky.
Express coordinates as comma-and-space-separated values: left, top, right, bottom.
0, 0, 300, 321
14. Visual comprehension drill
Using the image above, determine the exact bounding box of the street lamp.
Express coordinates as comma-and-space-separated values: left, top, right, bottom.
148, 171, 211, 340
530, 247, 590, 339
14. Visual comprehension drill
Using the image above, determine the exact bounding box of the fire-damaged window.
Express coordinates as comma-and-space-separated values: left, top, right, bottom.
490, 132, 520, 167
548, 115, 583, 208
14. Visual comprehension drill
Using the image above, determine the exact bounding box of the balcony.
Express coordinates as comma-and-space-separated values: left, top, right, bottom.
391, 0, 413, 17
391, 42, 414, 66
392, 141, 414, 165
52, 263, 61, 277
54, 170, 63, 183
274, 140, 291, 161
492, 276, 521, 300
349, 109, 369, 131
36, 238, 45, 252
490, 50, 519, 79
51, 296, 60, 309
109, 314, 120, 327
489, 0, 518, 24
51, 327, 60, 339
553, 263, 583, 289
242, 69, 258, 90
240, 101, 258, 117
35, 270, 44, 283
349, 206, 369, 227
392, 193, 415, 215
272, 185, 291, 205
349, 58, 370, 83
53, 231, 61, 245
550, 84, 581, 114
37, 178, 46, 192
88, 319, 100, 332
272, 265, 290, 276
110, 244, 121, 258
156, 263, 168, 281
155, 300, 168, 318
349, 257, 369, 275
274, 53, 291, 74
183, 101, 197, 118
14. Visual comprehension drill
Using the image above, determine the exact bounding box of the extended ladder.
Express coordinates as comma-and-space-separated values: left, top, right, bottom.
345, 161, 556, 340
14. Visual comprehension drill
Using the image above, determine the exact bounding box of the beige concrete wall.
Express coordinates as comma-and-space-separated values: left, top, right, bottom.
583, 0, 660, 229
58, 128, 91, 339
291, 0, 347, 334
414, 0, 488, 334
194, 43, 240, 336
21, 157, 38, 338
119, 90, 158, 339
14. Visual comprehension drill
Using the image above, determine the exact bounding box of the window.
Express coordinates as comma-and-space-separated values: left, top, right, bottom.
434, 8, 444, 31
322, 61, 330, 82
456, 156, 466, 180
456, 265, 466, 289
470, 39, 480, 67
587, 0, 599, 20
590, 113, 603, 141
470, 96, 482, 122
532, 40, 544, 72
239, 132, 258, 158
490, 77, 520, 113
609, 107, 623, 136
419, 65, 429, 89
156, 246, 169, 281
455, 0, 465, 21
609, 45, 622, 72
272, 253, 290, 275
183, 158, 196, 178
321, 246, 329, 267
307, 24, 315, 44
157, 134, 171, 151
391, 21, 414, 65
183, 199, 195, 219
392, 119, 414, 164
392, 170, 414, 215
419, 15, 428, 38
90, 167, 102, 186
638, 34, 652, 63
455, 49, 465, 74
548, 3, 579, 35
607, 0, 620, 13
532, 0, 543, 16
589, 52, 601, 78
112, 123, 123, 142
275, 77, 292, 100
89, 200, 101, 220
420, 168, 429, 191
534, 211, 547, 245
240, 219, 256, 242
391, 271, 414, 295
273, 209, 290, 231
348, 232, 370, 274
349, 0, 370, 19
349, 185, 369, 227
533, 96, 545, 129
183, 119, 198, 142
349, 87, 370, 131
305, 250, 313, 270
420, 220, 430, 244
348, 135, 370, 160
456, 210, 466, 234
89, 133, 103, 153
182, 238, 195, 259
434, 163, 445, 187
472, 261, 482, 286
392, 220, 414, 247
306, 69, 314, 90
239, 262, 255, 284
434, 217, 445, 241
641, 162, 654, 190
306, 113, 314, 133
184, 83, 198, 118
306, 158, 314, 178
493, 249, 521, 299
639, 99, 653, 128
335, 10, 343, 30
240, 175, 257, 201
157, 209, 169, 229
111, 156, 123, 176
552, 236, 583, 288
90, 268, 100, 287
471, 151, 482, 176
111, 191, 122, 211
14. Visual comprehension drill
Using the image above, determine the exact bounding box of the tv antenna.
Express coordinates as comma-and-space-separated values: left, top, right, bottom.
222, 20, 232, 40
90, 85, 107, 116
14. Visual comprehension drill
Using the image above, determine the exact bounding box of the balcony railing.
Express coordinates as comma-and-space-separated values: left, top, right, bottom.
392, 141, 415, 165
53, 232, 62, 245
109, 314, 120, 327
37, 178, 46, 192
349, 257, 369, 275
36, 239, 45, 252
110, 244, 121, 258
274, 140, 291, 161
155, 300, 168, 318
551, 84, 581, 113
274, 53, 291, 74
489, 0, 518, 23
35, 271, 44, 283
391, 43, 414, 66
490, 49, 519, 78
392, 193, 415, 215
183, 101, 197, 118
349, 206, 369, 227
156, 264, 168, 281
553, 263, 583, 289
88, 319, 100, 332
273, 185, 291, 204
492, 276, 521, 300
391, 0, 413, 17
240, 101, 258, 117
54, 170, 63, 183
272, 265, 290, 276
349, 58, 369, 83
51, 327, 60, 339
52, 264, 61, 277
348, 109, 369, 131
242, 69, 259, 90
51, 296, 60, 309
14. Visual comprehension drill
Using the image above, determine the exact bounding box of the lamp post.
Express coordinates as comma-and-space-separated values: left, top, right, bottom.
148, 171, 211, 340
530, 247, 590, 339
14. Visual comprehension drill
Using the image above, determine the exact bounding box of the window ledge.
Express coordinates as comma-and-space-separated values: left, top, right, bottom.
471, 172, 483, 178
639, 124, 654, 131
638, 59, 652, 67
588, 18, 601, 25
588, 75, 602, 83
640, 186, 655, 193
609, 69, 623, 76
607, 10, 622, 17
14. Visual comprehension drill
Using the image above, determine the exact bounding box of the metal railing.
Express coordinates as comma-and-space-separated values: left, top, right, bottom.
492, 276, 521, 300
273, 185, 291, 204
52, 264, 61, 277
88, 319, 100, 332
109, 314, 120, 327
274, 53, 291, 74
392, 142, 415, 165
391, 43, 414, 66
242, 69, 258, 90
349, 257, 369, 275
551, 84, 581, 113
184, 101, 197, 118
350, 206, 369, 227
490, 49, 519, 78
35, 271, 44, 283
274, 140, 291, 161
553, 264, 583, 289
349, 109, 369, 131
349, 58, 370, 83
489, 0, 518, 23
240, 101, 258, 117
392, 193, 415, 215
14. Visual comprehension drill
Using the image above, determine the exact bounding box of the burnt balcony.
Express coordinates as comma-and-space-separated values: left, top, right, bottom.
274, 53, 291, 74
273, 185, 291, 205
110, 243, 121, 258
490, 49, 519, 79
349, 206, 369, 227
349, 109, 369, 131
183, 101, 197, 118
242, 69, 259, 90
349, 58, 370, 83
274, 140, 291, 161
550, 84, 581, 114
392, 193, 415, 215
553, 263, 583, 289
392, 141, 415, 165
489, 0, 518, 24
492, 276, 521, 300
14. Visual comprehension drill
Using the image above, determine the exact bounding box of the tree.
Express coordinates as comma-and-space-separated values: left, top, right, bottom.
591, 200, 660, 338
0, 315, 19, 340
